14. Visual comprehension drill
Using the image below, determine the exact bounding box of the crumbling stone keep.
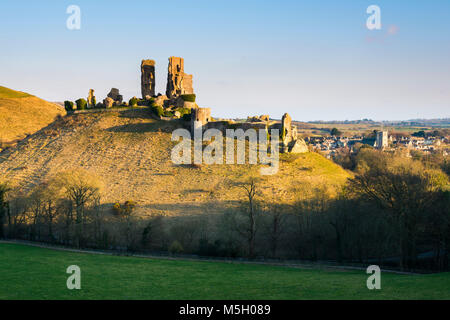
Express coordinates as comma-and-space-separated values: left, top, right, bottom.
141, 59, 156, 99
166, 57, 194, 99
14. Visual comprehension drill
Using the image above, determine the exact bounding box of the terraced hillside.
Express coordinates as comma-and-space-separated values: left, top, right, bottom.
0, 86, 65, 144
0, 109, 351, 216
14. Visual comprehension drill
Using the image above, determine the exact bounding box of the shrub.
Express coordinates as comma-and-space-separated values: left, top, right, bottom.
112, 200, 136, 216
64, 101, 74, 111
142, 97, 155, 107
182, 113, 192, 121
147, 97, 155, 106
129, 97, 138, 107
175, 107, 191, 117
75, 98, 87, 110
180, 94, 196, 102
151, 105, 164, 117
122, 200, 136, 216
331, 128, 342, 136
112, 202, 122, 215
169, 240, 183, 254
412, 130, 426, 138
163, 111, 174, 117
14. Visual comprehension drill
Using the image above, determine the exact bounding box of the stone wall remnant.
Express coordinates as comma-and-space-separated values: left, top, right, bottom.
191, 107, 211, 134
281, 113, 292, 140
87, 89, 96, 108
278, 113, 306, 153
166, 57, 194, 99
141, 59, 156, 98
106, 88, 123, 106
289, 139, 308, 153
154, 95, 168, 107
248, 115, 270, 122
103, 97, 114, 108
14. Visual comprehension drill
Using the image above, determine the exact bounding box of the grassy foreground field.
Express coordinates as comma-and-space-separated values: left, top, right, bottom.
1, 243, 449, 300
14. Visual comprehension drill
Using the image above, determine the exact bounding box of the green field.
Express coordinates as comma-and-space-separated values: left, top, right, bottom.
0, 243, 449, 300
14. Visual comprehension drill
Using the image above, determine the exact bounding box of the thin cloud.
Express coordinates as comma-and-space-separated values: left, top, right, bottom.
387, 24, 399, 35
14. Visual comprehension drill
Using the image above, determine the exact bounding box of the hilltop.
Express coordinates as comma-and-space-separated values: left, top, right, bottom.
0, 86, 66, 144
0, 109, 350, 216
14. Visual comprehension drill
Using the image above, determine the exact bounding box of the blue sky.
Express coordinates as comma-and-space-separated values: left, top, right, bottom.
0, 0, 449, 121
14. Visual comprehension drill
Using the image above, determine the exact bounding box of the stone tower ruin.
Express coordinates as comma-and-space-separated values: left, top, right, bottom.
166, 57, 194, 99
279, 113, 306, 153
141, 59, 156, 98
191, 108, 211, 134
87, 89, 96, 107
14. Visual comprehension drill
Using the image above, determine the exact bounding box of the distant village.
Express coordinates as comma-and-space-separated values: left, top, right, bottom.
307, 131, 449, 159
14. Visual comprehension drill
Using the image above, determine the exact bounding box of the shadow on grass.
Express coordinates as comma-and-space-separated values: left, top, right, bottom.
106, 119, 188, 134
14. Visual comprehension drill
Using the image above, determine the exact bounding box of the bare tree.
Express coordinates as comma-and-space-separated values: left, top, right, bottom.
0, 182, 10, 239
265, 203, 286, 258
142, 214, 165, 251
113, 200, 138, 251
30, 181, 62, 243
55, 170, 103, 247
234, 179, 259, 258
7, 195, 29, 239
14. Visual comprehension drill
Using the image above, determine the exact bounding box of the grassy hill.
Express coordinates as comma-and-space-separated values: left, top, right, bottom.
1, 243, 448, 299
0, 86, 66, 144
0, 108, 350, 216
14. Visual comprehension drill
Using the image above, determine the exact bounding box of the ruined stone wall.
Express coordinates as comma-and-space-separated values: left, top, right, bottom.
141, 60, 156, 98
166, 57, 194, 99
87, 89, 95, 107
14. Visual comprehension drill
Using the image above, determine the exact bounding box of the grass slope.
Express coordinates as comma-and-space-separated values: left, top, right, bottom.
0, 86, 31, 98
0, 243, 449, 300
0, 86, 66, 143
0, 109, 350, 216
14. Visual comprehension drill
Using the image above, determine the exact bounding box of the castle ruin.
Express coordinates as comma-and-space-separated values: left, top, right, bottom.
141, 60, 156, 98
191, 108, 211, 134
166, 57, 194, 99
81, 56, 307, 154
87, 89, 95, 107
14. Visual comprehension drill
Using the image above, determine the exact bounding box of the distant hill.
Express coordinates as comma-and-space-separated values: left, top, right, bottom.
0, 109, 350, 216
0, 86, 66, 144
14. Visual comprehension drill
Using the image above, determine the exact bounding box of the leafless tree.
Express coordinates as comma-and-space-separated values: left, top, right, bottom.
0, 182, 10, 239
234, 179, 259, 258
55, 170, 103, 247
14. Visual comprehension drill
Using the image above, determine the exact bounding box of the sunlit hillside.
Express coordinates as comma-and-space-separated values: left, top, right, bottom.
0, 108, 351, 216
0, 86, 65, 144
